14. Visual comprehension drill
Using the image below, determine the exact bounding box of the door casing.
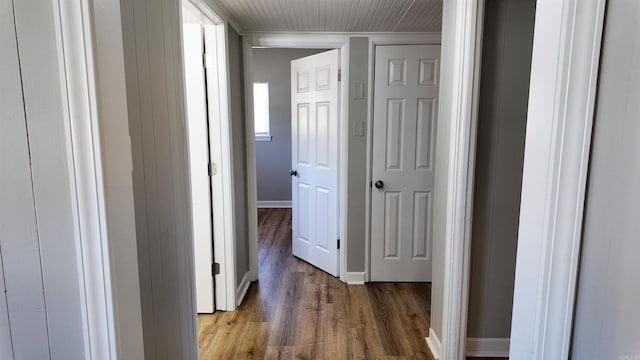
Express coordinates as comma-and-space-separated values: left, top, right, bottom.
242, 33, 442, 286
242, 34, 351, 283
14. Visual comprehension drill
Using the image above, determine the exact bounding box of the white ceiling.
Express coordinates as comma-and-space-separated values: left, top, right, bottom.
213, 0, 443, 33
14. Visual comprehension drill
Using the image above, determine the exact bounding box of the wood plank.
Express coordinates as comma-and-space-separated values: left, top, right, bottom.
293, 261, 323, 359
236, 322, 269, 359
320, 279, 349, 359
347, 285, 377, 329
122, 0, 198, 357
13, 0, 88, 356
367, 284, 413, 356
0, 0, 49, 357
0, 250, 12, 360
264, 346, 294, 360
267, 271, 303, 346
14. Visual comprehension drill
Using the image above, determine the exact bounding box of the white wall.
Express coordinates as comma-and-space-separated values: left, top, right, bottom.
120, 0, 198, 357
0, 0, 86, 357
571, 0, 640, 357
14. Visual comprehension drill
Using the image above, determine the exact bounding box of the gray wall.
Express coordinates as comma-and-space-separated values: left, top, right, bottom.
120, 0, 198, 357
571, 1, 640, 357
0, 0, 86, 358
467, 0, 535, 339
228, 26, 251, 286
346, 38, 370, 272
253, 48, 328, 202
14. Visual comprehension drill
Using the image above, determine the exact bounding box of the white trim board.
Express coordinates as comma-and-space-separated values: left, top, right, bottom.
510, 1, 606, 359
245, 32, 441, 47
236, 271, 251, 307
438, 1, 485, 359
256, 201, 292, 208
53, 0, 145, 357
426, 328, 442, 360
53, 1, 116, 357
213, 21, 239, 311
466, 338, 510, 357
344, 272, 365, 285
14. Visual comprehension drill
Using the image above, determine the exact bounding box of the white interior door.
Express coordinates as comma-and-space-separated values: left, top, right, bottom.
291, 49, 340, 276
183, 24, 214, 313
370, 45, 441, 282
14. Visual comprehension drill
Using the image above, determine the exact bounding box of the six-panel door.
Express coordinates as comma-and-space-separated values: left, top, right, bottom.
291, 49, 340, 277
371, 45, 441, 282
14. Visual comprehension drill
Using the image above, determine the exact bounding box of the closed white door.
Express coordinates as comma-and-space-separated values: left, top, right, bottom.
183, 24, 214, 312
291, 49, 340, 276
371, 45, 440, 282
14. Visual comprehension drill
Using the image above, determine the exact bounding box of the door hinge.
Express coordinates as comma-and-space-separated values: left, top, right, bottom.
203, 53, 215, 69
212, 263, 220, 276
208, 162, 217, 176
337, 239, 340, 250
338, 69, 342, 82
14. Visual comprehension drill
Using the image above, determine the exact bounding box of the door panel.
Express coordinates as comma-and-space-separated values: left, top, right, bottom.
183, 24, 214, 313
371, 45, 440, 282
291, 49, 340, 276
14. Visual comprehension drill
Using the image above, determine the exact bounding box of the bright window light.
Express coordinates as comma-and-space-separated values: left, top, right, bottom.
253, 82, 271, 141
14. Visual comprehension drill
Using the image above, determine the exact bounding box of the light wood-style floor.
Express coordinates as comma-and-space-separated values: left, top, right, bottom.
198, 208, 506, 360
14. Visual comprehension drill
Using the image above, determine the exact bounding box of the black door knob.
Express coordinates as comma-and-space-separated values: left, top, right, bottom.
289, 169, 298, 177
374, 180, 384, 189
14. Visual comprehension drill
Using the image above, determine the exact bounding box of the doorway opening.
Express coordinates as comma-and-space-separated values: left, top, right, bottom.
180, 0, 237, 316
243, 37, 351, 288
252, 47, 335, 277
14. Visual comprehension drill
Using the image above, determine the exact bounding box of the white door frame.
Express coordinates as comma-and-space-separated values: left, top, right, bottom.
433, 1, 485, 358
363, 34, 441, 283
180, 0, 239, 312
510, 0, 606, 358
432, 0, 607, 358
242, 33, 351, 282
52, 0, 144, 358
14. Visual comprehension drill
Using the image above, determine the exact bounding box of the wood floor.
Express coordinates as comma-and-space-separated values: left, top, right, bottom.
198, 208, 505, 360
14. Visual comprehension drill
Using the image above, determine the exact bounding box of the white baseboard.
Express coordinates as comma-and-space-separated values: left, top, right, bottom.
466, 337, 510, 357
345, 272, 366, 284
236, 271, 251, 307
256, 200, 292, 208
425, 328, 442, 360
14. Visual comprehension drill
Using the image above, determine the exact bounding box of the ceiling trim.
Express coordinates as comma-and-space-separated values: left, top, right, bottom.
245, 32, 441, 48
190, 0, 244, 32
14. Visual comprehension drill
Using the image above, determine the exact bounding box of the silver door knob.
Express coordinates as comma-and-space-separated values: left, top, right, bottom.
289, 169, 298, 177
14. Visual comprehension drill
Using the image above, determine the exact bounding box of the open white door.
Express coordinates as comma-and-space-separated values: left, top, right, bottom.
290, 49, 340, 277
183, 24, 214, 312
370, 45, 441, 282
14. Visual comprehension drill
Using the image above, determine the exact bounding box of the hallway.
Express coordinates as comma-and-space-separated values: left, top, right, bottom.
198, 208, 435, 359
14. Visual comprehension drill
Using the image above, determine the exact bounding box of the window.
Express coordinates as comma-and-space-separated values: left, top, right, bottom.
253, 82, 271, 141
